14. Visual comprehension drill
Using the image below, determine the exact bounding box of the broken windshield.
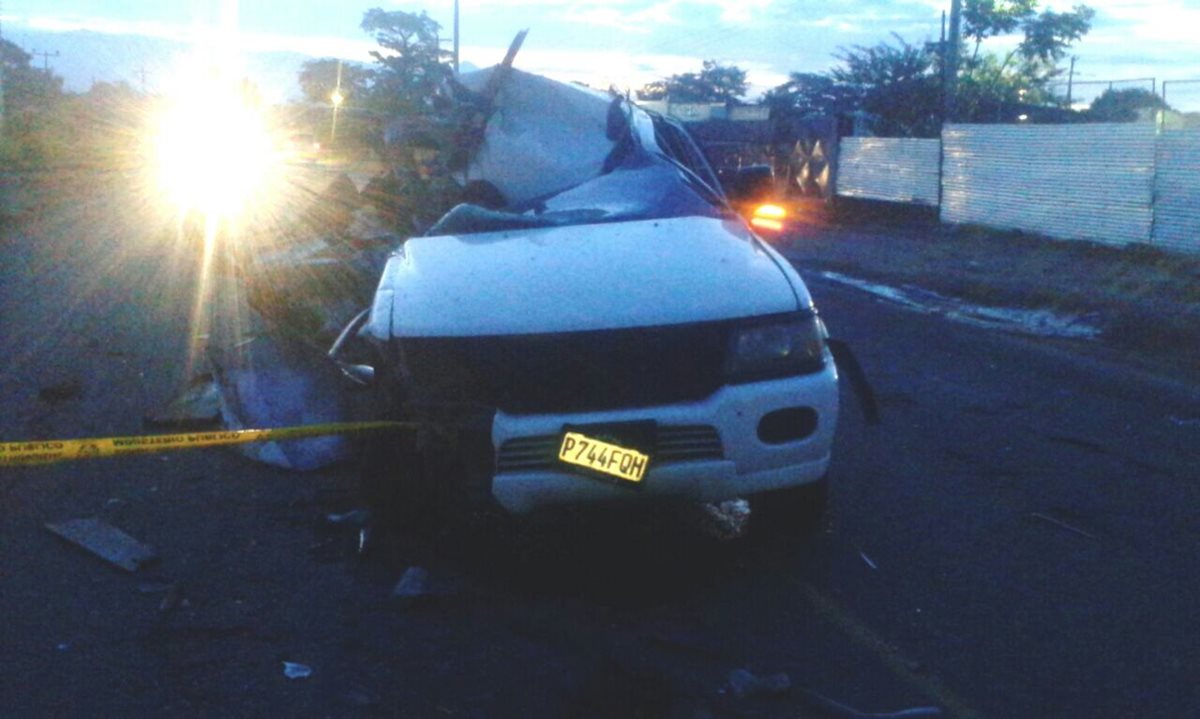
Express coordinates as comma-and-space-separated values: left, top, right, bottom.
428, 151, 730, 236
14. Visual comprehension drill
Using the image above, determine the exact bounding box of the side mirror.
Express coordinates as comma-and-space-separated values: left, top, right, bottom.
328, 309, 376, 388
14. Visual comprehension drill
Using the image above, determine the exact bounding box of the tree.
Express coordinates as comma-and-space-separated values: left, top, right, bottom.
963, 1, 1093, 64
963, 0, 1038, 62
638, 61, 748, 103
1088, 88, 1169, 123
360, 8, 452, 115
829, 34, 942, 136
298, 58, 370, 106
763, 72, 857, 117
763, 1, 1095, 134
950, 1, 1095, 120
1, 38, 66, 165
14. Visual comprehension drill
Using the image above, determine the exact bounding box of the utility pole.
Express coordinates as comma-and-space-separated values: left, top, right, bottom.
1066, 56, 1077, 108
453, 0, 460, 74
943, 0, 962, 123
32, 49, 60, 73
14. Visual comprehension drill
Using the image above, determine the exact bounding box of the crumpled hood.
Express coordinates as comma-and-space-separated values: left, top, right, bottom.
369, 215, 809, 338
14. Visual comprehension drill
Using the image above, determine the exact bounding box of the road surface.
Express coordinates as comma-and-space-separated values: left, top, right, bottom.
2, 174, 1198, 717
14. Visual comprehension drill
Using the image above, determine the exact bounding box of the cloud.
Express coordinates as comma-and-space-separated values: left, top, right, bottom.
559, 1, 682, 34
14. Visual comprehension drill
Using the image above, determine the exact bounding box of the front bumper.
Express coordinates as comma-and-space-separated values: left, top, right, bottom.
489, 358, 838, 514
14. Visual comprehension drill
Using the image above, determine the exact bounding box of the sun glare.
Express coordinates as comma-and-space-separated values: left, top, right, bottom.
153, 62, 276, 220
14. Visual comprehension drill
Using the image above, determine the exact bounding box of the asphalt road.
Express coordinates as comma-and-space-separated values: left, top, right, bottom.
2, 180, 1199, 717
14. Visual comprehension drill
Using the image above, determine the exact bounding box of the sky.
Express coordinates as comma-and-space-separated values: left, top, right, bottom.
2, 0, 1198, 110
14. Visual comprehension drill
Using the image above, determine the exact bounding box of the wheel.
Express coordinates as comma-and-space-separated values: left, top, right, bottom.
749, 475, 829, 536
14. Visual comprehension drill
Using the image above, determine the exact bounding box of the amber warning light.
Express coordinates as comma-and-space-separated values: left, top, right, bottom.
750, 203, 787, 232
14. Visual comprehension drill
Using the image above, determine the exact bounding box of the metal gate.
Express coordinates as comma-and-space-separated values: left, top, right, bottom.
837, 137, 941, 205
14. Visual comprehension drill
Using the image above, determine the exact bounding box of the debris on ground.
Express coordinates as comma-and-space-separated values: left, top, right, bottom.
38, 379, 83, 403
1030, 512, 1098, 540
143, 373, 222, 429
325, 508, 371, 528
695, 499, 752, 541
860, 551, 879, 570
157, 583, 187, 613
282, 661, 313, 680
795, 688, 943, 718
727, 668, 791, 698
817, 271, 1102, 340
345, 686, 380, 707
390, 566, 462, 604
136, 581, 174, 595
391, 567, 434, 602
44, 517, 158, 572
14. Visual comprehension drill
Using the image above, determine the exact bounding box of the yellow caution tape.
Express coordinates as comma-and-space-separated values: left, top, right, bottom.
0, 421, 414, 468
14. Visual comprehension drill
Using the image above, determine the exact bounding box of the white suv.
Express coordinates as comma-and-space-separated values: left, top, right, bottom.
341, 71, 838, 522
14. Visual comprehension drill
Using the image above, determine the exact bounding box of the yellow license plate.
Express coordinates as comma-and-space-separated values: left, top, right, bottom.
558, 432, 650, 484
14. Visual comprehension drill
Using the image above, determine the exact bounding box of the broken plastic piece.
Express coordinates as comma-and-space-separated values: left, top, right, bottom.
45, 517, 157, 572
283, 662, 313, 679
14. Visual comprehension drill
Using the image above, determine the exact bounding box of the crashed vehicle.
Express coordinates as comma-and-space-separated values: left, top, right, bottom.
329, 69, 840, 522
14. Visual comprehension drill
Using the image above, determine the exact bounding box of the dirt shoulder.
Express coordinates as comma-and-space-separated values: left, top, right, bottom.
779, 202, 1200, 388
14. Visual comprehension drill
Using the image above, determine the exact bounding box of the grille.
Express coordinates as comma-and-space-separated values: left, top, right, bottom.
398, 322, 731, 415
497, 425, 723, 474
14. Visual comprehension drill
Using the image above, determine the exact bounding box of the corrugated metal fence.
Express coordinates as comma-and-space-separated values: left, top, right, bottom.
1154, 129, 1200, 254
835, 123, 1200, 254
941, 124, 1156, 247
837, 137, 941, 205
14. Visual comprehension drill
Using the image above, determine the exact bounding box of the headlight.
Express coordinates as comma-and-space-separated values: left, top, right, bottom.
726, 313, 827, 382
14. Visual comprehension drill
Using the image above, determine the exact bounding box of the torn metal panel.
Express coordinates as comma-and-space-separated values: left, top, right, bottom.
45, 517, 158, 572
458, 67, 618, 206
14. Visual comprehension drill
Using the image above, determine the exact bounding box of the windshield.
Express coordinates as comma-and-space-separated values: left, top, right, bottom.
428, 150, 729, 236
